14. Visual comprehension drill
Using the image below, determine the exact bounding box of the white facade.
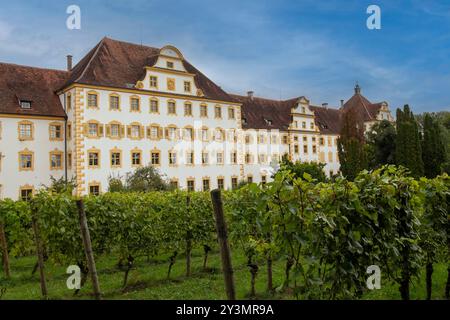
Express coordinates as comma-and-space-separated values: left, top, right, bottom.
0, 44, 392, 200
0, 116, 65, 200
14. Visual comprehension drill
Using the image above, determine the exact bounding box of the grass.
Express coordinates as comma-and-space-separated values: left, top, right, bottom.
0, 248, 447, 300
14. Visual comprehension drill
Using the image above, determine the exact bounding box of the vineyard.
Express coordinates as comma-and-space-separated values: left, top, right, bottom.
0, 165, 449, 300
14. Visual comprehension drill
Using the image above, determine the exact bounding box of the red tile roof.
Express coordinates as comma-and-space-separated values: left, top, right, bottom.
63, 37, 234, 102
0, 63, 68, 118
310, 105, 342, 134
341, 92, 383, 122
230, 94, 298, 130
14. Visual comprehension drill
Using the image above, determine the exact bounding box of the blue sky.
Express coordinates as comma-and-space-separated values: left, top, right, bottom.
0, 0, 449, 113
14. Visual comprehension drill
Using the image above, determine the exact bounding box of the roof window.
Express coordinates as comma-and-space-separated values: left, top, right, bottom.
20, 100, 32, 109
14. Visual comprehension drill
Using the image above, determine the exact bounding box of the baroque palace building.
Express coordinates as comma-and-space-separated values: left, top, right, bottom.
0, 37, 394, 200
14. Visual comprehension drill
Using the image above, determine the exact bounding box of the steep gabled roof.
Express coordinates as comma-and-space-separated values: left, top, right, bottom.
230, 94, 299, 130
0, 63, 68, 118
310, 105, 341, 134
62, 37, 234, 102
341, 88, 383, 122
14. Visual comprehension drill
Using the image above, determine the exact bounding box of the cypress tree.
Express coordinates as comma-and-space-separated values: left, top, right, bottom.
395, 105, 424, 177
422, 113, 447, 178
337, 108, 367, 180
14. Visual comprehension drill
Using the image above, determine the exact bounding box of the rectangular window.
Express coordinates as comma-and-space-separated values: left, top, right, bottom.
187, 180, 195, 192
202, 152, 209, 165
186, 152, 194, 165
169, 151, 177, 165
261, 175, 267, 185
130, 97, 140, 112
319, 137, 324, 146
149, 76, 158, 88
328, 152, 333, 162
302, 122, 306, 129
67, 123, 72, 140
201, 128, 208, 141
50, 153, 63, 170
19, 123, 32, 139
310, 122, 314, 130
167, 127, 177, 140
88, 152, 99, 167
150, 99, 159, 113
68, 153, 72, 169
214, 106, 222, 118
150, 126, 159, 139
166, 61, 174, 68
20, 188, 33, 201
111, 152, 121, 167
245, 153, 252, 164
184, 81, 191, 93
111, 124, 120, 137
132, 152, 141, 166
131, 125, 140, 138
67, 94, 72, 110
88, 94, 98, 108
259, 154, 266, 163
282, 135, 289, 144
151, 151, 160, 166
303, 145, 308, 154
294, 145, 299, 154
170, 180, 178, 189
231, 152, 237, 164
247, 176, 253, 183
202, 179, 210, 191
49, 124, 62, 140
20, 100, 31, 109
89, 123, 99, 136
110, 95, 120, 110
217, 152, 223, 165
313, 145, 317, 154
217, 178, 224, 190
200, 105, 208, 117
168, 101, 176, 114
89, 185, 100, 196
184, 102, 192, 116
228, 107, 235, 119
184, 127, 193, 140
20, 153, 33, 170
231, 177, 238, 190
303, 136, 307, 142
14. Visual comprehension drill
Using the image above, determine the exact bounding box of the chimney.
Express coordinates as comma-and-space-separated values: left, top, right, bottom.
247, 91, 254, 100
322, 103, 328, 108
340, 99, 344, 107
66, 55, 73, 71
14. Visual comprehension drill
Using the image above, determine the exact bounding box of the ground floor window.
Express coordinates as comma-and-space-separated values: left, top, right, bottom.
202, 178, 210, 191
89, 184, 100, 196
187, 179, 195, 192
217, 178, 224, 190
20, 187, 33, 201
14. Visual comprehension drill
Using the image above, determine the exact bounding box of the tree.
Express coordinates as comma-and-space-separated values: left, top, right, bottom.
337, 108, 367, 180
395, 105, 424, 177
366, 120, 397, 169
125, 165, 172, 192
278, 158, 327, 182
422, 113, 447, 178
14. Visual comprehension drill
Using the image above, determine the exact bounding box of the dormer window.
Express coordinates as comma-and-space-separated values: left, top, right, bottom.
242, 118, 247, 125
20, 100, 31, 109
265, 119, 273, 126
166, 61, 174, 69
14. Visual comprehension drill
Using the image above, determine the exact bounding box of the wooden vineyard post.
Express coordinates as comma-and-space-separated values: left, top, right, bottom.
76, 199, 102, 300
186, 195, 192, 277
0, 221, 11, 279
210, 189, 236, 300
31, 206, 48, 299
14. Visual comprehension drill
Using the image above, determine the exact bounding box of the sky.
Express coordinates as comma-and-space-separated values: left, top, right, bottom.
0, 0, 449, 113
